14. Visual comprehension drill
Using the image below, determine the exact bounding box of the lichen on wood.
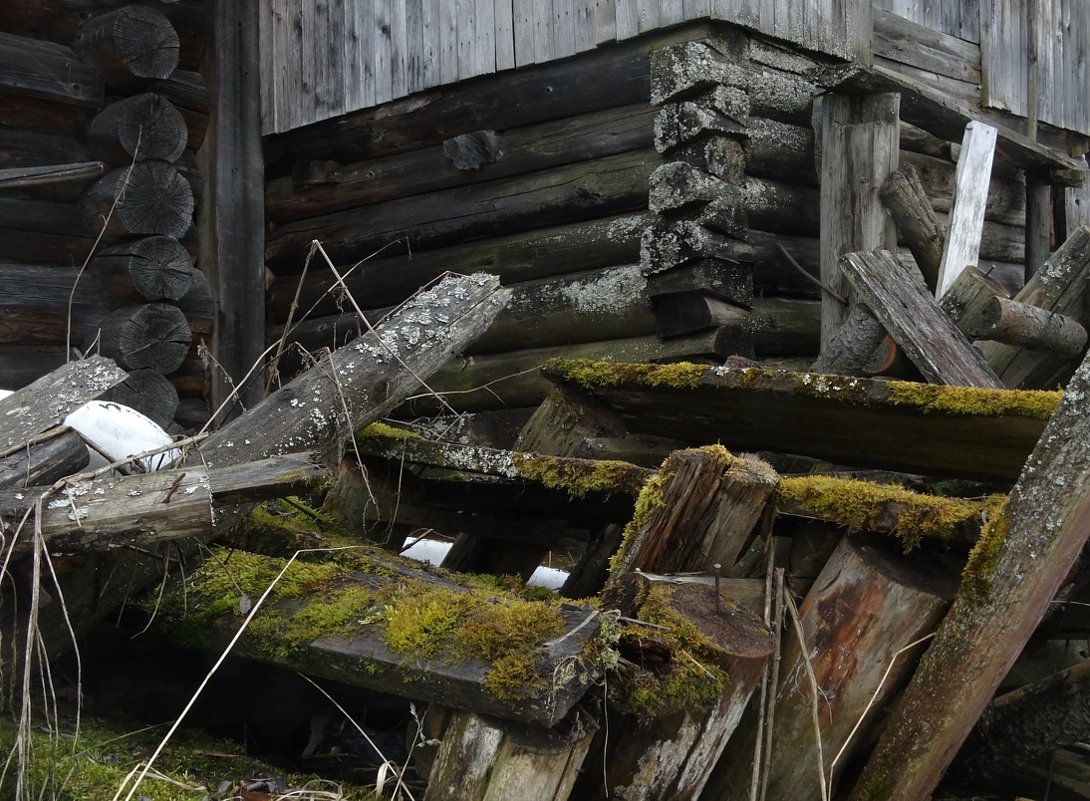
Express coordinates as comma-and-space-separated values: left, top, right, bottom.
543, 358, 709, 390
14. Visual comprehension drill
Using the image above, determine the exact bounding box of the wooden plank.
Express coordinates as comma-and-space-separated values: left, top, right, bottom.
1025, 176, 1053, 279
846, 346, 1090, 801
532, 0, 553, 63
842, 249, 1003, 387
405, 0, 426, 91
636, 0, 660, 34
981, 0, 1027, 117
553, 0, 576, 58
1066, 169, 1090, 231
471, 0, 495, 77
494, 0, 515, 70
439, 0, 458, 83
420, 0, 440, 87
872, 7, 981, 84
593, 0, 617, 44
390, 0, 409, 98
513, 0, 535, 66
259, 0, 277, 132
818, 92, 901, 353
542, 359, 1058, 481
936, 121, 997, 297
615, 0, 639, 40
373, 0, 393, 103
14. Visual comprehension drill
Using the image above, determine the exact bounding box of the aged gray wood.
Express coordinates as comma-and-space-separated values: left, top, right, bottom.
841, 249, 1002, 387
936, 121, 997, 298
0, 428, 88, 490
88, 93, 188, 164
1025, 177, 1052, 279
92, 236, 195, 303
880, 165, 945, 292
818, 93, 900, 353
0, 30, 104, 107
74, 5, 180, 87
80, 161, 194, 239
810, 304, 888, 376
0, 161, 105, 190
0, 356, 126, 457
872, 7, 981, 84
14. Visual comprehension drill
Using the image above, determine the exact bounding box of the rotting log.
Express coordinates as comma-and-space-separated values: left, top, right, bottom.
88, 93, 188, 164
840, 249, 1003, 387
980, 225, 1090, 388
0, 428, 89, 490
0, 356, 125, 457
0, 30, 104, 107
516, 384, 631, 457
92, 236, 195, 302
608, 446, 779, 579
574, 573, 774, 801
881, 164, 944, 292
846, 342, 1090, 801
164, 546, 607, 728
92, 303, 192, 373
818, 92, 900, 353
74, 5, 180, 87
80, 160, 194, 239
423, 707, 598, 801
709, 535, 957, 801
0, 454, 329, 560
541, 358, 1058, 481
189, 273, 511, 468
0, 263, 110, 345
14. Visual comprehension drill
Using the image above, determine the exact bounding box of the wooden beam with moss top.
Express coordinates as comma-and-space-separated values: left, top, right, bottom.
542, 359, 1060, 481
163, 547, 608, 728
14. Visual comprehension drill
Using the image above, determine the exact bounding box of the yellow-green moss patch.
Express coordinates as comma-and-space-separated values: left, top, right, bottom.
885, 381, 1061, 418
960, 500, 1010, 606
544, 358, 709, 390
513, 453, 647, 498
777, 475, 1000, 550
356, 421, 424, 441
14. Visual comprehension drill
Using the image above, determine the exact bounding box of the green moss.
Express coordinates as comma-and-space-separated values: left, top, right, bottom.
777, 475, 1000, 550
1, 715, 380, 801
960, 500, 1010, 606
543, 358, 709, 390
885, 381, 1061, 419
384, 587, 475, 657
513, 453, 646, 499
614, 584, 730, 717
356, 421, 424, 441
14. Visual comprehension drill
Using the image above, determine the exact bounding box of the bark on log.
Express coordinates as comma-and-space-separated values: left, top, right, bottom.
80, 160, 194, 239
575, 573, 774, 801
189, 274, 511, 469
0, 30, 104, 107
609, 446, 779, 580
881, 165, 945, 292
423, 708, 597, 801
0, 428, 89, 490
840, 249, 1003, 387
980, 225, 1090, 388
92, 235, 194, 301
0, 356, 125, 457
74, 5, 180, 87
92, 303, 192, 373
847, 343, 1090, 801
810, 304, 888, 376
970, 300, 1087, 358
88, 93, 188, 164
710, 536, 956, 801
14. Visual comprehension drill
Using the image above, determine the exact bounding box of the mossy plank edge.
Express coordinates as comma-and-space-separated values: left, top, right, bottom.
355, 430, 653, 498
541, 359, 1057, 481
165, 548, 605, 728
776, 475, 1000, 549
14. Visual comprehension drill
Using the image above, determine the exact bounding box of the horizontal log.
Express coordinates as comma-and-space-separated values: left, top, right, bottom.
264, 149, 658, 269
0, 427, 89, 490
88, 92, 188, 164
164, 546, 605, 727
92, 302, 192, 373
74, 6, 180, 87
266, 103, 656, 222
99, 367, 180, 428
542, 359, 1058, 481
266, 211, 649, 318
0, 126, 88, 170
0, 263, 110, 344
0, 92, 91, 137
0, 30, 104, 107
0, 344, 77, 388
175, 268, 212, 336
80, 160, 194, 239
148, 69, 208, 147
0, 161, 106, 190
92, 236, 194, 302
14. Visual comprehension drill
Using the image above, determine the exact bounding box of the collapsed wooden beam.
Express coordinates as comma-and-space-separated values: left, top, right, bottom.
846, 342, 1090, 801
880, 164, 944, 293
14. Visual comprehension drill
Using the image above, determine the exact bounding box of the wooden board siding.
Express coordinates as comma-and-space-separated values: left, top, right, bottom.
259, 0, 868, 133
874, 0, 979, 43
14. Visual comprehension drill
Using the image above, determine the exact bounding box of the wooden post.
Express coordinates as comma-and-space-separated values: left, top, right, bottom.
847, 343, 1090, 801
709, 536, 956, 801
199, 0, 266, 414
818, 93, 900, 353
936, 122, 997, 298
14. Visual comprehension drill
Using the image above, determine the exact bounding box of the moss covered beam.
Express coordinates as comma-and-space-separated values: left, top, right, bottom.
542, 358, 1060, 481
163, 547, 608, 728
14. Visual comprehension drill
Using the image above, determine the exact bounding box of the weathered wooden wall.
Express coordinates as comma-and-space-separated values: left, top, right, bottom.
258, 0, 869, 133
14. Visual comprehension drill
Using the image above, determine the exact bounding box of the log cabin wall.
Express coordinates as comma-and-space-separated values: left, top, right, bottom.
0, 1, 212, 431
263, 18, 1045, 422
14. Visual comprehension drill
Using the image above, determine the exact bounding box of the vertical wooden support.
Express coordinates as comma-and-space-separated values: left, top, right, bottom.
200, 0, 266, 418
936, 121, 997, 298
847, 345, 1090, 801
1064, 168, 1090, 235
818, 93, 900, 354
1024, 174, 1052, 280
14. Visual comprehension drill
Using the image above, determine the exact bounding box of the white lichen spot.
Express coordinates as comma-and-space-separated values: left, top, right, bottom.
67, 507, 89, 522
128, 490, 142, 497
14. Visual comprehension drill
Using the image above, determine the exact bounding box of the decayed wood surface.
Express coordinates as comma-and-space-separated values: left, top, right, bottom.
543, 359, 1056, 480
0, 356, 125, 457
711, 535, 955, 801
74, 5, 180, 87
880, 164, 944, 292
847, 345, 1090, 801
0, 428, 88, 490
0, 454, 328, 560
818, 93, 900, 353
936, 122, 996, 298
980, 225, 1090, 387
840, 249, 1003, 387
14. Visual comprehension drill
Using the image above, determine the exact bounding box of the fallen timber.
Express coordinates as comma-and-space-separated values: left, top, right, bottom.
541, 358, 1058, 481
